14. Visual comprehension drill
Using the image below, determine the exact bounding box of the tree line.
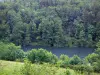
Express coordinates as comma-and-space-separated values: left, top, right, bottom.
0, 0, 100, 47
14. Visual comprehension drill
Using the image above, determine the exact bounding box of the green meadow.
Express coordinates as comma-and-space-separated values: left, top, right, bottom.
0, 60, 100, 75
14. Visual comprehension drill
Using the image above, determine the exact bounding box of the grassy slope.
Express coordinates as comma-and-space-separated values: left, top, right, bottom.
0, 60, 23, 75
0, 60, 74, 75
0, 60, 99, 75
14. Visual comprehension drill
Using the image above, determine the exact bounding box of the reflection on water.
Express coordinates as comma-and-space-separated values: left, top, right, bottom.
22, 46, 94, 58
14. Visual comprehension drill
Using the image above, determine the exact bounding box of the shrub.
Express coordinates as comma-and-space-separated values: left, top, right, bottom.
93, 41, 100, 72
69, 55, 82, 65
57, 55, 70, 67
85, 53, 99, 64
65, 69, 71, 75
27, 48, 58, 64
69, 65, 93, 74
84, 41, 100, 73
93, 61, 100, 73
60, 54, 69, 61
21, 60, 57, 75
0, 42, 25, 61
21, 59, 33, 75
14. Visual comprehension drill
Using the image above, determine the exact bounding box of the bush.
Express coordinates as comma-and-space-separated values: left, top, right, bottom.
69, 55, 82, 65
21, 59, 33, 75
27, 48, 58, 64
60, 54, 69, 61
93, 61, 100, 73
85, 53, 99, 64
93, 41, 100, 72
0, 42, 25, 61
57, 55, 70, 67
21, 59, 75, 75
84, 41, 100, 73
69, 65, 93, 74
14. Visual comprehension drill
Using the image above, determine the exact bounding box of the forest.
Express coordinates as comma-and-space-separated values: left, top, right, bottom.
0, 0, 100, 47
0, 0, 100, 75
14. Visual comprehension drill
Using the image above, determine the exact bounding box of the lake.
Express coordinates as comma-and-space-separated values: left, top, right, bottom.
23, 46, 95, 58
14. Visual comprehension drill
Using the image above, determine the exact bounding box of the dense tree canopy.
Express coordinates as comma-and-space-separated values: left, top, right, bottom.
0, 0, 100, 47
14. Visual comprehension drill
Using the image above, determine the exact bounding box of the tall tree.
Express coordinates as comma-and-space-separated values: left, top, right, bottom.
39, 17, 64, 47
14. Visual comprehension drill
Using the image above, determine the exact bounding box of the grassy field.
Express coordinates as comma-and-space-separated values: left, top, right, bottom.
0, 60, 100, 75
0, 60, 74, 75
0, 60, 23, 75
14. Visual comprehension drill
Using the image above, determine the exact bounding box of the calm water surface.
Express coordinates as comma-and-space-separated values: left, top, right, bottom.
23, 46, 94, 58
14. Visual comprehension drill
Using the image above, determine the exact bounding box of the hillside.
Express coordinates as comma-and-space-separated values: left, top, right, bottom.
0, 60, 100, 75
0, 0, 100, 47
0, 60, 75, 75
0, 0, 100, 75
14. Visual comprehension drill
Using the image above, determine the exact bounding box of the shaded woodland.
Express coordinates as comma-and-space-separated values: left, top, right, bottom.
0, 0, 100, 47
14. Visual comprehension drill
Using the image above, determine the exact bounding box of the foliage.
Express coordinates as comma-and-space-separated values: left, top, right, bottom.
0, 0, 100, 47
21, 59, 33, 75
69, 55, 82, 65
85, 53, 99, 64
38, 17, 64, 47
0, 60, 79, 75
0, 0, 100, 73
57, 54, 70, 67
27, 48, 58, 64
0, 42, 24, 61
0, 60, 100, 75
84, 41, 100, 73
69, 65, 94, 74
